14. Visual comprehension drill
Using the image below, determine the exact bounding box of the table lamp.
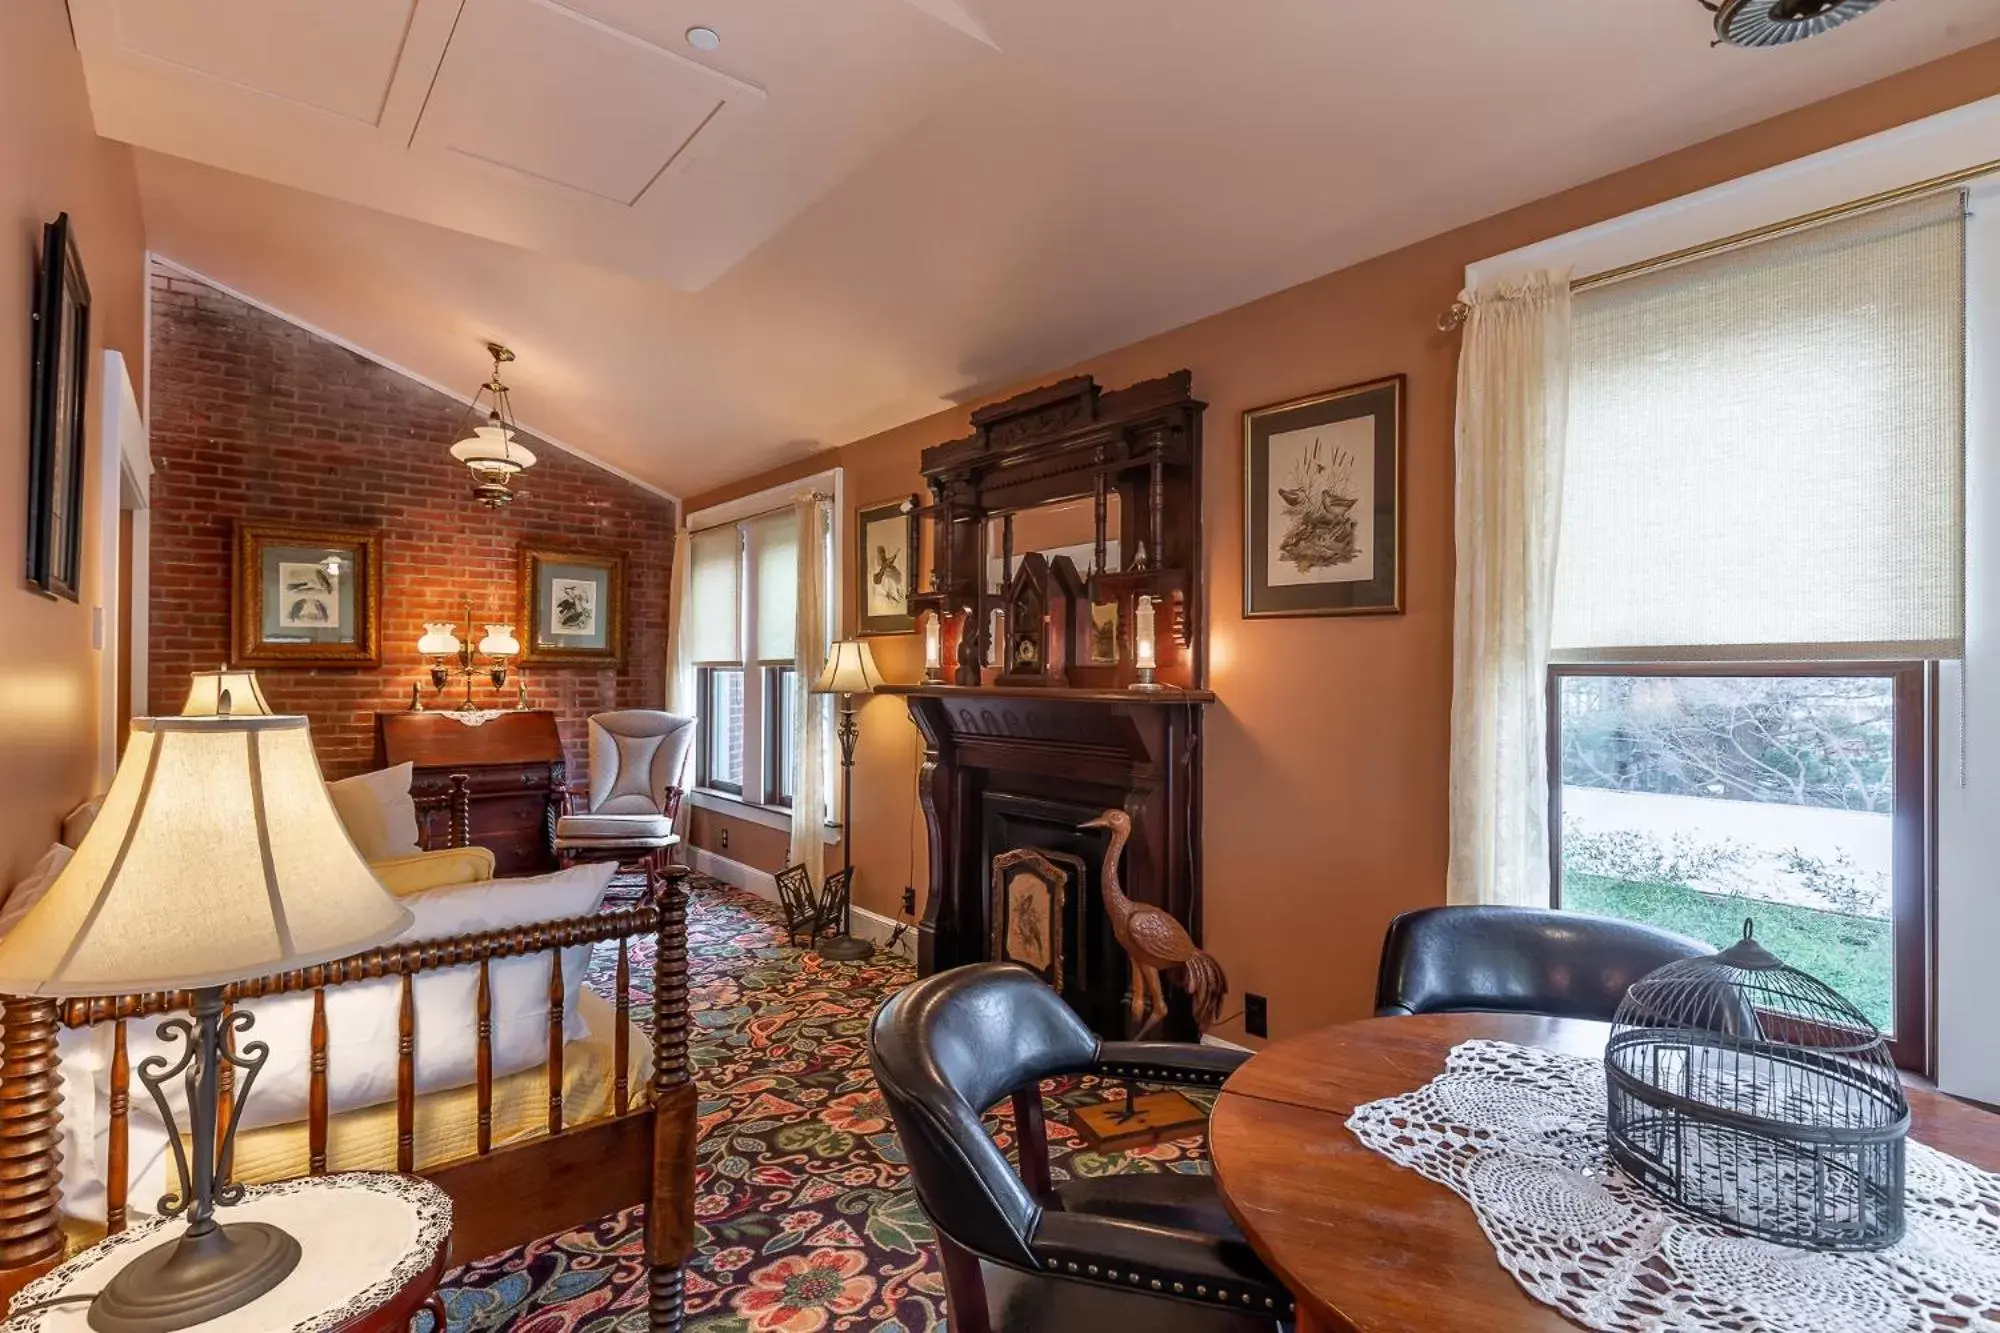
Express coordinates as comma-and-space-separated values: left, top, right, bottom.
0, 710, 412, 1333
179, 667, 274, 717
810, 640, 883, 962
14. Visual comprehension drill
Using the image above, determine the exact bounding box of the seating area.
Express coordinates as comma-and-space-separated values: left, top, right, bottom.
6, 4, 2000, 1331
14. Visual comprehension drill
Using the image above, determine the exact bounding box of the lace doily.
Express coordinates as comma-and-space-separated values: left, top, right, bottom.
441, 708, 511, 726
1346, 1040, 2000, 1333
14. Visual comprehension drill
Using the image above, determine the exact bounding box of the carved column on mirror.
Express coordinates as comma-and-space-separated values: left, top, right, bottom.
1147, 429, 1167, 572
1001, 515, 1015, 587
1092, 449, 1109, 577
954, 500, 985, 686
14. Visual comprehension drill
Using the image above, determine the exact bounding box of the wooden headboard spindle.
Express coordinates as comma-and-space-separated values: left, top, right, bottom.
106, 1022, 129, 1234
475, 959, 493, 1156
308, 988, 328, 1175
0, 997, 65, 1281
546, 947, 565, 1137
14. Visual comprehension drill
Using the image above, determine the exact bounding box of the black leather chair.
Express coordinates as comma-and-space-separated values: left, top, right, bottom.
1374, 905, 1713, 1022
869, 963, 1292, 1333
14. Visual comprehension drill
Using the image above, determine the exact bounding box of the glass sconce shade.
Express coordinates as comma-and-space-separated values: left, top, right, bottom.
418, 623, 462, 657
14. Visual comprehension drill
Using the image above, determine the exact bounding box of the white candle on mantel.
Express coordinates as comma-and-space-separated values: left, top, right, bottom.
924, 612, 943, 677
1133, 596, 1158, 671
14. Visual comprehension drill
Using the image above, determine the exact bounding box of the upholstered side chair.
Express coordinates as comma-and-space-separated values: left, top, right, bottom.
555, 710, 694, 897
870, 963, 1291, 1333
1374, 905, 1714, 1023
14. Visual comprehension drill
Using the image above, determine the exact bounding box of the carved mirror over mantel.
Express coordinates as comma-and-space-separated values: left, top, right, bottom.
909, 371, 1206, 691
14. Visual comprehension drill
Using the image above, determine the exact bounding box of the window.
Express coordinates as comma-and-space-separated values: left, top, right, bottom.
765, 666, 799, 807
698, 666, 745, 795
1548, 192, 1965, 1070
685, 501, 827, 816
1550, 666, 1928, 1068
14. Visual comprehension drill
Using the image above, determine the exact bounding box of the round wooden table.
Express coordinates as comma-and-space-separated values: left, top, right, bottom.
1208, 1013, 2000, 1333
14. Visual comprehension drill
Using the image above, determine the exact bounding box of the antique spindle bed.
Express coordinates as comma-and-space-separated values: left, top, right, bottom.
0, 781, 696, 1331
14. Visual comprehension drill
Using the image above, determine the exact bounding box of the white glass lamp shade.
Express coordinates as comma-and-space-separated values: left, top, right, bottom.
0, 716, 412, 997
1133, 596, 1159, 670
812, 640, 884, 696
478, 624, 521, 657
449, 424, 537, 475
417, 623, 462, 657
923, 614, 942, 671
181, 669, 274, 717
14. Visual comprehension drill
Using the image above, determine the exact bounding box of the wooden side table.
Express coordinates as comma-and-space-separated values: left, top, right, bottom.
3, 1173, 452, 1333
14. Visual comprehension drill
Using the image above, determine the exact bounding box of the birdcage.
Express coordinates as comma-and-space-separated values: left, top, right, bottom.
1604, 920, 1908, 1251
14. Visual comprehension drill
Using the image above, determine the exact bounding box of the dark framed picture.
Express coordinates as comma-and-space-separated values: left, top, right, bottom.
1243, 375, 1404, 618
232, 522, 383, 666
521, 546, 625, 666
855, 497, 915, 636
26, 214, 92, 602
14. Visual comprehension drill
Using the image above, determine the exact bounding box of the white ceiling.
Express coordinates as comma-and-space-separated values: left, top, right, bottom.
84, 0, 2000, 496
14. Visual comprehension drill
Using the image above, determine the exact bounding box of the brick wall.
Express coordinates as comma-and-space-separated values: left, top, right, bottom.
147, 265, 677, 779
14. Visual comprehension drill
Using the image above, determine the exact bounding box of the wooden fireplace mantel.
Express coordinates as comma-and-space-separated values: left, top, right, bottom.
878, 683, 1215, 706
899, 686, 1205, 1040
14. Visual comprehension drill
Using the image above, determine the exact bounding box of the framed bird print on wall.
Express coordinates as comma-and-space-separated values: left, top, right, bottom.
1243, 374, 1405, 618
231, 521, 383, 667
855, 497, 915, 636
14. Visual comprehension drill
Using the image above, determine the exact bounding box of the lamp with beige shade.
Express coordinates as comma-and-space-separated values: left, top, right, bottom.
179, 667, 274, 717
0, 713, 410, 1332
810, 641, 883, 961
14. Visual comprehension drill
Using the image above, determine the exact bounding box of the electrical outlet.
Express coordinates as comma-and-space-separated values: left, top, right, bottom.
902, 886, 916, 916
1244, 993, 1268, 1039
718, 826, 729, 850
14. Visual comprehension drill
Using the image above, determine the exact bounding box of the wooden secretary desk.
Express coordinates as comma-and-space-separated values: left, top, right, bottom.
375, 710, 564, 875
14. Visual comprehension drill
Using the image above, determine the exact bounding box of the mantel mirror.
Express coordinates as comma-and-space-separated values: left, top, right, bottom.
911, 371, 1206, 691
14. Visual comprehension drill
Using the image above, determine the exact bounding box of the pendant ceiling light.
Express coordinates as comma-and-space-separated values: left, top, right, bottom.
1704, 0, 1885, 47
448, 342, 537, 508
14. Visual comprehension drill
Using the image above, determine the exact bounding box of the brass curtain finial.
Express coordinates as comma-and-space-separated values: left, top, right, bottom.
1438, 299, 1472, 333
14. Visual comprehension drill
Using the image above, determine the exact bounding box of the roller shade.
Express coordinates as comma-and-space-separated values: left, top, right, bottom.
1553, 190, 1966, 662
749, 511, 798, 663
687, 525, 742, 664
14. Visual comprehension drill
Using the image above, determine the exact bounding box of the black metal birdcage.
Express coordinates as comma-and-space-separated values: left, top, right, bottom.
1605, 920, 1908, 1251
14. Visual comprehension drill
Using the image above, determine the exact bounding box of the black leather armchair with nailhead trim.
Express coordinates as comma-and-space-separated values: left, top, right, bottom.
1375, 905, 1715, 1022
869, 963, 1293, 1333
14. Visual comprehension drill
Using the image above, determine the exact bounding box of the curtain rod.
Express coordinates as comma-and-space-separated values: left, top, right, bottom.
688, 490, 832, 535
1438, 154, 2000, 332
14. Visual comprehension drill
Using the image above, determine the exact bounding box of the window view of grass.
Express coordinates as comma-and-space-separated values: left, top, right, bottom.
1557, 675, 1895, 1032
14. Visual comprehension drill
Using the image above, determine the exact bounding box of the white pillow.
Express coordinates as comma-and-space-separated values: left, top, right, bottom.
0, 844, 72, 939
326, 763, 422, 862
122, 860, 617, 1134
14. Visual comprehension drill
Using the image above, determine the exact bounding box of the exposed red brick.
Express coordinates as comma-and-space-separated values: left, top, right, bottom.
147, 265, 677, 780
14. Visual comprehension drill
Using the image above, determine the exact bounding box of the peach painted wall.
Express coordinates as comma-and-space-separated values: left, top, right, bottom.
0, 0, 148, 885
689, 40, 2000, 1046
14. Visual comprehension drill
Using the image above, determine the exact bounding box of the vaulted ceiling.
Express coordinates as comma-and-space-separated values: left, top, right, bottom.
75, 0, 2000, 494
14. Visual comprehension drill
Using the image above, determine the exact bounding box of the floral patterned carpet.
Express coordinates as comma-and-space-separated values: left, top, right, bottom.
433, 876, 1211, 1331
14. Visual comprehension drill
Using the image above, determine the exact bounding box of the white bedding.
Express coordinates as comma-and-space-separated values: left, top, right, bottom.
54, 861, 620, 1223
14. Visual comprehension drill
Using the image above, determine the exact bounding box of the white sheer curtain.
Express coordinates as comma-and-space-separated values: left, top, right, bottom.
789, 496, 832, 872
1447, 273, 1572, 908
664, 524, 695, 839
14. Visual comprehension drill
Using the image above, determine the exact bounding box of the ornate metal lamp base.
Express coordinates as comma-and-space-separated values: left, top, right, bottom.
88, 1220, 301, 1333
817, 933, 875, 962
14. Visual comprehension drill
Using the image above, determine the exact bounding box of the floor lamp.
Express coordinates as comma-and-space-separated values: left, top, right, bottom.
811, 640, 883, 961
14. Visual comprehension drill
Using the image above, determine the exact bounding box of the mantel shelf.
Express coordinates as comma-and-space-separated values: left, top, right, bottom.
877, 683, 1214, 705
